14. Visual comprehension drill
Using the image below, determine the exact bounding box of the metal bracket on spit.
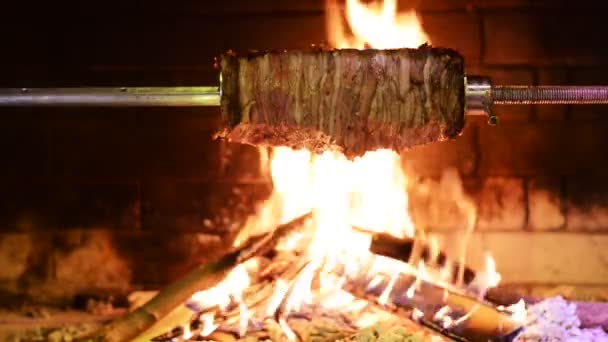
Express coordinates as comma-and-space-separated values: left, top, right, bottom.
485, 100, 499, 126
465, 76, 499, 125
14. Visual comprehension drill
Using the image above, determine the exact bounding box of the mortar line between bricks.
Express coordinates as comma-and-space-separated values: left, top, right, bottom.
470, 122, 481, 178
44, 121, 53, 179
523, 176, 530, 231
135, 179, 142, 233
561, 177, 568, 231
478, 10, 486, 65
479, 64, 548, 70
418, 9, 476, 15
72, 10, 326, 20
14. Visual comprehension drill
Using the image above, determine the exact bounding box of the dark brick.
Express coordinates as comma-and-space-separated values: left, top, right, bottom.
566, 178, 608, 230
480, 0, 608, 10
38, 67, 220, 88
112, 231, 229, 288
141, 181, 271, 233
138, 108, 222, 180
478, 122, 561, 176
528, 0, 608, 9
219, 142, 267, 182
483, 12, 540, 65
421, 11, 481, 63
52, 230, 132, 296
535, 68, 569, 121
475, 177, 526, 230
134, 0, 325, 15
565, 123, 608, 176
528, 178, 565, 230
49, 109, 141, 179
401, 121, 478, 177
0, 112, 50, 177
0, 180, 139, 232
568, 106, 608, 123
6, 13, 325, 78
472, 0, 531, 8
0, 231, 50, 302
0, 181, 53, 231
46, 182, 140, 231
467, 65, 535, 121
142, 0, 480, 15
415, 0, 473, 11
479, 122, 608, 176
47, 107, 223, 180
483, 11, 608, 66
0, 232, 53, 291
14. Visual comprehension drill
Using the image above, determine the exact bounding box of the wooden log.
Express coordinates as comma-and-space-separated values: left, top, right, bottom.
340, 257, 521, 342
368, 232, 476, 285
97, 252, 239, 342
93, 213, 311, 342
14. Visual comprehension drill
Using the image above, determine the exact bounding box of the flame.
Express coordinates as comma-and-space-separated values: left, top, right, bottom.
266, 279, 289, 317
188, 262, 253, 311
172, 1, 507, 340
485, 253, 502, 289
279, 316, 297, 341
183, 324, 193, 339
199, 312, 218, 337
326, 0, 430, 49
406, 261, 426, 299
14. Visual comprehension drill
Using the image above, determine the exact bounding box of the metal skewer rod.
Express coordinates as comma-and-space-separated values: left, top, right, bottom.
0, 77, 608, 109
0, 86, 221, 107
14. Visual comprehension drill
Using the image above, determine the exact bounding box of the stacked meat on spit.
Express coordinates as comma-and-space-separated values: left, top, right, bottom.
216, 46, 466, 157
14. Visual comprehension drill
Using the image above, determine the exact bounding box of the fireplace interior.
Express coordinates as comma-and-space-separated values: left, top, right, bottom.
1, 0, 608, 341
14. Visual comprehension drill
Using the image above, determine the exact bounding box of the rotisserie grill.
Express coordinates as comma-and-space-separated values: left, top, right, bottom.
1, 48, 608, 155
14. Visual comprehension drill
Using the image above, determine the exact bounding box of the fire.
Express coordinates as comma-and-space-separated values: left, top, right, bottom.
326, 0, 430, 49
161, 1, 515, 341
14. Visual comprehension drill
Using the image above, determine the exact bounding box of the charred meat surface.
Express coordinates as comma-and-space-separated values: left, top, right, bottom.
217, 47, 465, 157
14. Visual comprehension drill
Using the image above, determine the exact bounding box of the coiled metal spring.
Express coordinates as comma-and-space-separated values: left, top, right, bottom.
492, 86, 608, 105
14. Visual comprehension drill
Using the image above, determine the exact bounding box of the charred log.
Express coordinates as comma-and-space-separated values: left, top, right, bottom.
216, 47, 466, 157
368, 232, 476, 285
341, 265, 521, 342
93, 213, 312, 342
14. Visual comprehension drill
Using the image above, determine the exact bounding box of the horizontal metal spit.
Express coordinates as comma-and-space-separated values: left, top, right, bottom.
0, 76, 607, 124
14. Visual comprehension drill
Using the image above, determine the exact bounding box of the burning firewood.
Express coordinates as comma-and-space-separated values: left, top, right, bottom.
365, 231, 476, 285
137, 238, 519, 342
91, 213, 312, 342
216, 47, 466, 158
331, 253, 521, 342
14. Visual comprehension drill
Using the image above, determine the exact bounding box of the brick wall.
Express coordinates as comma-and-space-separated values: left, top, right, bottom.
0, 0, 607, 304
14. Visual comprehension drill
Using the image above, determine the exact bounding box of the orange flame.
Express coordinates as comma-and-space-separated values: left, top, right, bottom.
178, 1, 505, 339
326, 0, 430, 49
